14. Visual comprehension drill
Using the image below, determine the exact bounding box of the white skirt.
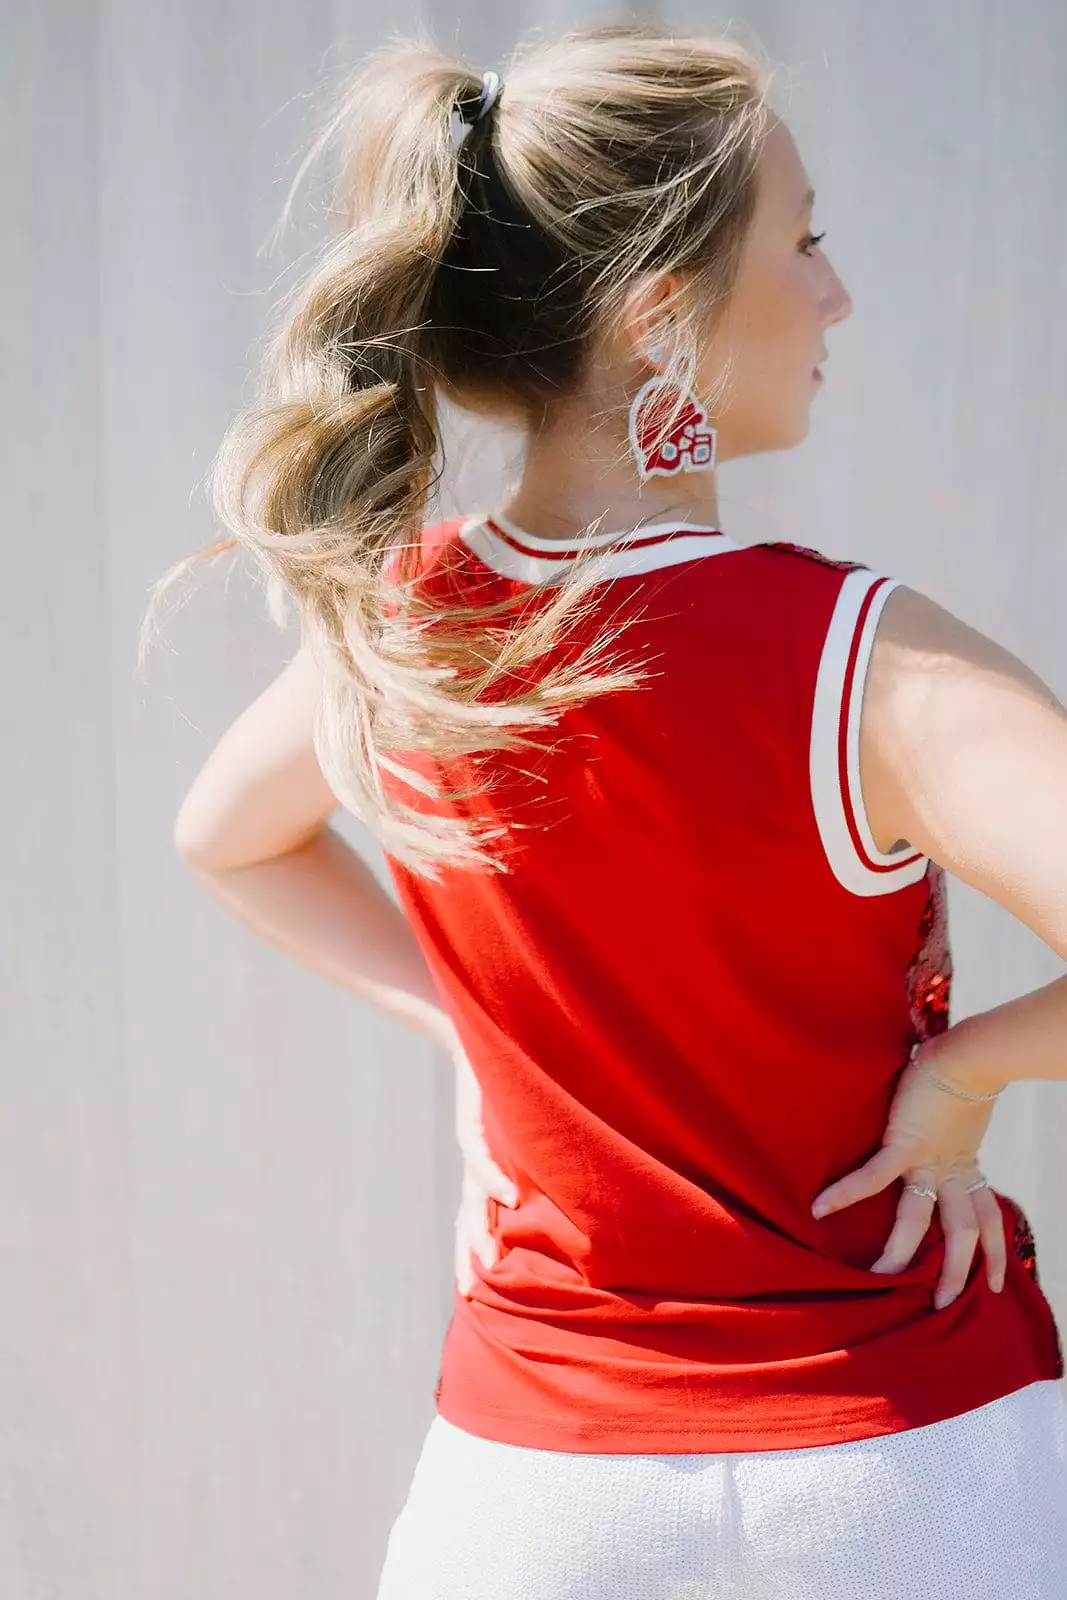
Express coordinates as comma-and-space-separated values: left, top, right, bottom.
375, 1379, 1067, 1599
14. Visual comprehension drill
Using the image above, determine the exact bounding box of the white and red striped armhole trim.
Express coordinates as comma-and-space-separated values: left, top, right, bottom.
810, 568, 929, 897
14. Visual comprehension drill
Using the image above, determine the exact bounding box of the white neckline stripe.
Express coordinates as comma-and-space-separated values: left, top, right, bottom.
488, 509, 727, 552
458, 513, 743, 585
810, 568, 929, 896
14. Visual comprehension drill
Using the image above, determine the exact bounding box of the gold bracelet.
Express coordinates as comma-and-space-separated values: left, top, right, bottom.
910, 1055, 1004, 1103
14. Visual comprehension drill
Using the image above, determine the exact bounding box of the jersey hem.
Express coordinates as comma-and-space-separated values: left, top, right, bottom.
435, 1371, 1062, 1457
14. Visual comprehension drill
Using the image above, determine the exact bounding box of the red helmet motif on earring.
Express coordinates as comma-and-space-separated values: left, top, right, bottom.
628, 376, 718, 480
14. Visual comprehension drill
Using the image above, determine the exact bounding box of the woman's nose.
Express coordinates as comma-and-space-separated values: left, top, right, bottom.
824, 272, 853, 327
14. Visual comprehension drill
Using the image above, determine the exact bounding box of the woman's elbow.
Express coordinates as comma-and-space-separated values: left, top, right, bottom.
173, 792, 329, 874
173, 798, 230, 874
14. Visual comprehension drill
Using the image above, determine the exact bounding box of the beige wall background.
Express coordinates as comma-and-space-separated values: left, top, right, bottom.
5, 1, 1066, 1594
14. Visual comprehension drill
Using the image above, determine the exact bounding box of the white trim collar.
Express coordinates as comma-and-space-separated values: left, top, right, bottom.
457, 510, 743, 585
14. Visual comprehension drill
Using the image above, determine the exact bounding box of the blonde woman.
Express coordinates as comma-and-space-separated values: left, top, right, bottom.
164, 24, 1067, 1598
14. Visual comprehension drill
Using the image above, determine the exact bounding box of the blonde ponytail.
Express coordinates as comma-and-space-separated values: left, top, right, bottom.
145, 25, 771, 878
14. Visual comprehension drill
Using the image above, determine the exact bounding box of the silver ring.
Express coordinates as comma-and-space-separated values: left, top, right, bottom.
966, 1176, 993, 1194
903, 1182, 937, 1200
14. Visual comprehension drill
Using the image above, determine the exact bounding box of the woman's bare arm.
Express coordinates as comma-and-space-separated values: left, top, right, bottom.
861, 586, 1067, 1093
174, 641, 453, 1046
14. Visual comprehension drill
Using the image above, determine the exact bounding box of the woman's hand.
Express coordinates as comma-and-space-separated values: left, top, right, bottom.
811, 1041, 1010, 1309
449, 1034, 519, 1297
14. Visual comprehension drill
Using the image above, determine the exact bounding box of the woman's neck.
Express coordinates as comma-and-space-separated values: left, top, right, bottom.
498, 395, 722, 540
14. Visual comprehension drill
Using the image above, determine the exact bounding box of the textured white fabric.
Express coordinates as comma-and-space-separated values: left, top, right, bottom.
375, 1379, 1067, 1598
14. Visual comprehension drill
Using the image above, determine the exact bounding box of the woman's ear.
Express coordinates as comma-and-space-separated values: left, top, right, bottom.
620, 272, 684, 370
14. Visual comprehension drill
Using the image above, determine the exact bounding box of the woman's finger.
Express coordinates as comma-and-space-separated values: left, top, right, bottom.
454, 1194, 478, 1297
455, 1182, 506, 1297
454, 1050, 520, 1205
458, 1137, 519, 1205
867, 1176, 940, 1274
972, 1184, 1008, 1292
932, 1176, 981, 1309
812, 1144, 911, 1218
457, 1135, 517, 1202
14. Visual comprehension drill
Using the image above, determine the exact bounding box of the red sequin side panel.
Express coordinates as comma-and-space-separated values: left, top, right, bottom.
906, 862, 953, 1046
761, 540, 865, 574
1001, 1193, 1039, 1283
1000, 1194, 1066, 1375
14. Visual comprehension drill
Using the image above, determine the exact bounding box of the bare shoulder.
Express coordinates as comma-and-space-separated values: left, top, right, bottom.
869, 585, 1063, 705
860, 584, 1067, 956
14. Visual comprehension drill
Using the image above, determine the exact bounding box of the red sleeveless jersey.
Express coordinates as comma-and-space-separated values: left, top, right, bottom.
382, 512, 1064, 1454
